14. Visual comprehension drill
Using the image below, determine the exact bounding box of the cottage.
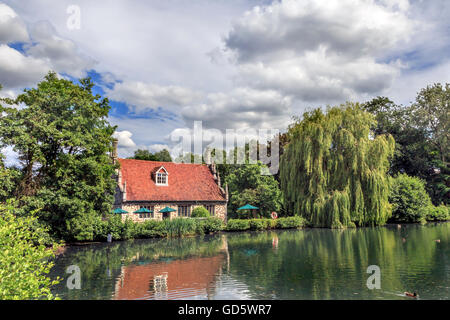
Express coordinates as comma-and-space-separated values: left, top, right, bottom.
112, 141, 228, 222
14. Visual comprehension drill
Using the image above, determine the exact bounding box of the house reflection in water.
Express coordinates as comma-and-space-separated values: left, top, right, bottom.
114, 238, 230, 300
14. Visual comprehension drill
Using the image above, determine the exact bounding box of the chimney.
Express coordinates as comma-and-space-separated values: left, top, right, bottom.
112, 138, 119, 164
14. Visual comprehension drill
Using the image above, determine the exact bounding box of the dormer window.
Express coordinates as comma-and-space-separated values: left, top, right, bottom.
154, 166, 169, 186
157, 172, 167, 185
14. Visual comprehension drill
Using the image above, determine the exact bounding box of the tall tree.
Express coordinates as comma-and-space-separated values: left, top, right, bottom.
129, 148, 172, 162
280, 103, 395, 228
411, 83, 449, 204
0, 72, 117, 241
226, 162, 283, 219
363, 89, 449, 205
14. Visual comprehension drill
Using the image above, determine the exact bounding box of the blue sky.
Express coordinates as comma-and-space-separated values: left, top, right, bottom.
1, 0, 450, 161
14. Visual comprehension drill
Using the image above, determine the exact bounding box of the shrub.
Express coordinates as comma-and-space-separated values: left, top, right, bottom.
249, 219, 272, 231
140, 219, 167, 238
0, 200, 60, 300
389, 174, 432, 223
276, 216, 305, 229
191, 206, 210, 218
226, 219, 251, 231
195, 217, 224, 234
426, 205, 450, 222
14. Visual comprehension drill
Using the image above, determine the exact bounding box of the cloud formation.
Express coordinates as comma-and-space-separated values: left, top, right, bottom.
0, 3, 28, 44
0, 3, 94, 90
106, 81, 200, 113
113, 130, 136, 148
224, 0, 415, 102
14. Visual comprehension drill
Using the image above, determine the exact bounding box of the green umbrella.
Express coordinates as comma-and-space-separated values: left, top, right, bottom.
113, 208, 128, 214
133, 207, 153, 214
237, 204, 259, 210
159, 207, 177, 213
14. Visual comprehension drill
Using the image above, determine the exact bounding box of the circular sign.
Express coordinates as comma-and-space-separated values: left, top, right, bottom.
271, 212, 278, 219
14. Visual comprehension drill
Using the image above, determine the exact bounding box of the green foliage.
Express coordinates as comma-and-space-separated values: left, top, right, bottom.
426, 205, 449, 222
92, 216, 225, 240
163, 218, 198, 237
226, 219, 251, 231
389, 174, 432, 223
195, 217, 224, 234
129, 148, 172, 162
226, 218, 304, 231
0, 154, 21, 202
276, 216, 306, 229
363, 86, 449, 206
226, 162, 283, 219
0, 201, 59, 300
0, 72, 117, 241
281, 103, 395, 228
249, 219, 273, 231
191, 206, 210, 218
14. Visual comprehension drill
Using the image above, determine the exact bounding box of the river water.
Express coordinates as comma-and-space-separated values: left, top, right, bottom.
49, 222, 449, 300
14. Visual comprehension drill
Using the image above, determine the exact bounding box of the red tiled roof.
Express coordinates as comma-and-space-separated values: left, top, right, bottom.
118, 159, 226, 202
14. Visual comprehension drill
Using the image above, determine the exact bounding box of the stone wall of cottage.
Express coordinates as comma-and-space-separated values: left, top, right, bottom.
114, 202, 227, 223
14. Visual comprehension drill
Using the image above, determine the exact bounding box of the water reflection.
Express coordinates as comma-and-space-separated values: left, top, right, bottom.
50, 223, 450, 300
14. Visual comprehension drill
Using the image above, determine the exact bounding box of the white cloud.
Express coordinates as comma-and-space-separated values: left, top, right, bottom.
113, 130, 136, 148
148, 144, 169, 153
0, 3, 28, 44
106, 81, 200, 113
0, 45, 49, 89
224, 0, 416, 103
25, 21, 95, 78
181, 87, 292, 130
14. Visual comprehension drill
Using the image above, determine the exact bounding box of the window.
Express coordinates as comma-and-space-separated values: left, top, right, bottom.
154, 166, 169, 186
178, 205, 191, 217
156, 172, 167, 185
139, 206, 154, 219
205, 205, 215, 216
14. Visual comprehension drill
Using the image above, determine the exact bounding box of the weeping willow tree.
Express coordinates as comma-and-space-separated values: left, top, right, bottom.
280, 103, 395, 228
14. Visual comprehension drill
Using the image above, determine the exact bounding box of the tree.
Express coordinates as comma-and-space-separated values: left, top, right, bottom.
411, 83, 449, 205
154, 149, 172, 162
129, 148, 172, 162
363, 89, 449, 205
0, 200, 59, 300
0, 153, 21, 202
389, 174, 432, 223
0, 72, 117, 241
280, 103, 395, 228
130, 149, 159, 161
226, 162, 283, 219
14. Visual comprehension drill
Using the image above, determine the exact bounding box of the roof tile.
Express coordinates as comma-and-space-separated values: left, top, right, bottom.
118, 159, 226, 202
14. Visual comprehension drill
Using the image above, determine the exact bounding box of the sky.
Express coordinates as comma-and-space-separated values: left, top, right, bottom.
1, 0, 450, 161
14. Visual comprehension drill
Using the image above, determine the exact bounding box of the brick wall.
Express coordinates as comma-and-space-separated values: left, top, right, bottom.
115, 202, 227, 222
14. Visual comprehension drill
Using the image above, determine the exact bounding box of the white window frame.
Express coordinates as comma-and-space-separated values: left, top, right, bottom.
154, 167, 169, 186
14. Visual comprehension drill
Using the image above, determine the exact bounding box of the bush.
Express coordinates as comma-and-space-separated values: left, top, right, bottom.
249, 219, 272, 231
389, 174, 432, 223
226, 219, 251, 231
276, 216, 305, 229
0, 201, 60, 300
191, 206, 210, 218
195, 217, 224, 234
426, 205, 450, 222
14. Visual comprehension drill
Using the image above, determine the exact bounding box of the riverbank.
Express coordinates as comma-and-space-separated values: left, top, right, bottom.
58, 215, 449, 248
49, 222, 450, 300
